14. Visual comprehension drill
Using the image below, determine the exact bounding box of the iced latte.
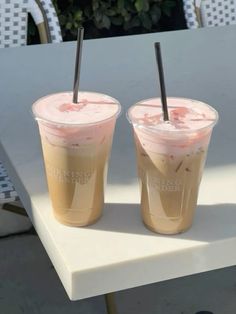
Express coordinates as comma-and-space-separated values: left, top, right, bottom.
128, 97, 218, 234
33, 92, 121, 226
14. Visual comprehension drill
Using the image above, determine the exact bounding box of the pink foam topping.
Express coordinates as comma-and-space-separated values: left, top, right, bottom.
128, 98, 218, 132
33, 92, 120, 125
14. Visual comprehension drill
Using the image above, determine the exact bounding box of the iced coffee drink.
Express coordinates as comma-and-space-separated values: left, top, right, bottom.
128, 97, 218, 234
33, 91, 121, 226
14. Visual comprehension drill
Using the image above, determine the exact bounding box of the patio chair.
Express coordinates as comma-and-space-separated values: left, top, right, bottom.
0, 0, 62, 236
0, 0, 62, 48
183, 0, 236, 29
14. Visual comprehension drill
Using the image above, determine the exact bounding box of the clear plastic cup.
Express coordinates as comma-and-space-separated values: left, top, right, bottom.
33, 91, 121, 226
128, 97, 218, 234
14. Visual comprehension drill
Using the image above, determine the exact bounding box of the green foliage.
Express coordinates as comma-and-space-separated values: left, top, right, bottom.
53, 0, 177, 40
28, 0, 177, 43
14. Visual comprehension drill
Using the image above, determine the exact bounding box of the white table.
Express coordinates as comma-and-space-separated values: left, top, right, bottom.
1, 25, 236, 301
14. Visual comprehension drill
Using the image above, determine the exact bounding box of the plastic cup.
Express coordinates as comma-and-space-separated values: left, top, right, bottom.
128, 97, 218, 235
32, 91, 121, 226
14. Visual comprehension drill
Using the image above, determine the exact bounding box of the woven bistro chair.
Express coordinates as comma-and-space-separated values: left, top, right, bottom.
36, 0, 62, 44
0, 0, 62, 48
0, 0, 62, 236
183, 0, 236, 29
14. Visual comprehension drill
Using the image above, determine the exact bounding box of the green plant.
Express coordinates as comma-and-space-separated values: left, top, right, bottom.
54, 0, 177, 40
28, 0, 177, 44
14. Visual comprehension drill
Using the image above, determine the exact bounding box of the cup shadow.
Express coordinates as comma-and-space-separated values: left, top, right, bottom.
87, 203, 236, 242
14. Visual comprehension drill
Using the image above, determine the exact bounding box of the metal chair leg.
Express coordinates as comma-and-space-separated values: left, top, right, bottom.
105, 293, 118, 314
2, 203, 28, 216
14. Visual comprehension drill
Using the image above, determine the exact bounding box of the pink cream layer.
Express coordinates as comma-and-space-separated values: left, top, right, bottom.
33, 92, 121, 147
128, 97, 218, 155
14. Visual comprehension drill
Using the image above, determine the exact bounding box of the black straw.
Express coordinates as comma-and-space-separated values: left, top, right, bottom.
154, 42, 169, 121
73, 27, 84, 103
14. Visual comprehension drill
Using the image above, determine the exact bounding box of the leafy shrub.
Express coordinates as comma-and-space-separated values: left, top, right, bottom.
28, 0, 182, 44
54, 0, 177, 40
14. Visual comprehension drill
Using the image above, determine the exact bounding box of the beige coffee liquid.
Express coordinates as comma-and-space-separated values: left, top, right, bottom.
41, 135, 112, 226
135, 135, 207, 234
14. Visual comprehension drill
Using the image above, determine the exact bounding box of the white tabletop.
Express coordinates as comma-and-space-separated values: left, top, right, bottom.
1, 25, 236, 300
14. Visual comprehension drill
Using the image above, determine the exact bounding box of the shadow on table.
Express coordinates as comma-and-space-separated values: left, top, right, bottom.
88, 203, 236, 243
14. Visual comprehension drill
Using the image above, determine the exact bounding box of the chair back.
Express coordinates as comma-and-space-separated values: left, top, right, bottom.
36, 0, 62, 43
0, 163, 18, 203
0, 0, 62, 48
0, 0, 62, 203
201, 0, 236, 27
0, 0, 42, 48
183, 0, 236, 28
